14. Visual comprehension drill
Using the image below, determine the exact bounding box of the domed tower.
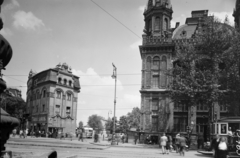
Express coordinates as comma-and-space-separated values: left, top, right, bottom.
139, 0, 175, 134
143, 0, 173, 36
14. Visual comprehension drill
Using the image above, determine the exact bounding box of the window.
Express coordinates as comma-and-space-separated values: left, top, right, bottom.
43, 90, 46, 98
153, 56, 160, 69
174, 117, 188, 132
164, 18, 168, 31
42, 104, 45, 112
67, 93, 71, 101
152, 99, 158, 111
155, 17, 160, 31
64, 79, 67, 85
152, 117, 158, 131
148, 19, 152, 32
66, 107, 71, 114
56, 105, 60, 114
152, 75, 159, 88
56, 91, 61, 99
160, 56, 167, 88
58, 78, 62, 84
36, 105, 38, 113
69, 80, 72, 87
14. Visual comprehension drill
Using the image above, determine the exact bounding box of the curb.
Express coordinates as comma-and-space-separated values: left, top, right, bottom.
6, 142, 109, 150
89, 142, 161, 149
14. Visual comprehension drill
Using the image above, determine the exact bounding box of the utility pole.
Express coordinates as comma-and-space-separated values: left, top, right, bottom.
111, 63, 117, 145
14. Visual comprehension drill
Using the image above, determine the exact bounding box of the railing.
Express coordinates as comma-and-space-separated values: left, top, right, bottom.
236, 130, 240, 155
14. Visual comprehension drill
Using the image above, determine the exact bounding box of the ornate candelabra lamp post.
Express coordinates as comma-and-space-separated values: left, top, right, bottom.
0, 0, 20, 155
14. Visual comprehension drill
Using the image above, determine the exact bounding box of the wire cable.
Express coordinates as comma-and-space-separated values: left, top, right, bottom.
90, 0, 141, 39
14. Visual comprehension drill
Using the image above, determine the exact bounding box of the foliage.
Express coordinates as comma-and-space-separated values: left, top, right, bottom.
105, 117, 119, 134
126, 107, 141, 129
87, 114, 103, 131
168, 16, 240, 115
0, 92, 26, 119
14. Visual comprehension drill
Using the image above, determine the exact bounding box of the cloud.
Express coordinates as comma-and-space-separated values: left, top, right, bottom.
0, 28, 13, 36
130, 40, 141, 49
2, 0, 20, 10
138, 6, 145, 12
209, 12, 234, 25
13, 11, 45, 30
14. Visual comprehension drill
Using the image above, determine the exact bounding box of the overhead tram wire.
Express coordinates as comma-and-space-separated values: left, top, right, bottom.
90, 0, 141, 39
4, 73, 141, 77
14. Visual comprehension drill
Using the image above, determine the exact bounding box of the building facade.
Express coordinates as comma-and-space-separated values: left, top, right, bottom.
233, 0, 240, 28
139, 0, 229, 139
26, 63, 80, 134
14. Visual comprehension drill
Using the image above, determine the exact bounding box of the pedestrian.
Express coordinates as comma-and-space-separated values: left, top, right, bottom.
175, 133, 180, 153
179, 134, 187, 156
19, 129, 23, 138
160, 133, 168, 154
121, 133, 125, 143
217, 137, 228, 158
12, 129, 17, 137
166, 135, 170, 154
168, 135, 173, 152
78, 128, 83, 142
134, 132, 138, 145
211, 134, 220, 157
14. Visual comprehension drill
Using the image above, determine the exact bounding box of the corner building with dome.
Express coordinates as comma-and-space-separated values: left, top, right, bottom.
139, 0, 238, 141
26, 63, 80, 134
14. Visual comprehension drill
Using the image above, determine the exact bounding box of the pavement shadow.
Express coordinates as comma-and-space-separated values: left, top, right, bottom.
195, 153, 212, 157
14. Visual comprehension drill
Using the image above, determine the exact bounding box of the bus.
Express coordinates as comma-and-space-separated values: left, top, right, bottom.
84, 127, 93, 138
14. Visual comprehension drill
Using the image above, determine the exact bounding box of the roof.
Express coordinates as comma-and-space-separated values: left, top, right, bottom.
172, 24, 197, 39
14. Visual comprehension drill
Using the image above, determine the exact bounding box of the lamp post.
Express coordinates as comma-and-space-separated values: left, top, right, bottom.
111, 63, 117, 145
108, 110, 112, 119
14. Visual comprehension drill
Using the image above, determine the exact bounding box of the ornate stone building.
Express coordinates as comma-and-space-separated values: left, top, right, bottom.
139, 0, 229, 139
26, 63, 80, 134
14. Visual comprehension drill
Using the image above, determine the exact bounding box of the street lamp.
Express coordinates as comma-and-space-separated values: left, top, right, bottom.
111, 63, 117, 145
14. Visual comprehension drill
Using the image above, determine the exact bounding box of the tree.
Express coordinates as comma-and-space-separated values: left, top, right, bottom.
168, 16, 240, 116
126, 107, 141, 129
0, 91, 26, 128
87, 114, 103, 131
105, 116, 119, 134
119, 116, 129, 133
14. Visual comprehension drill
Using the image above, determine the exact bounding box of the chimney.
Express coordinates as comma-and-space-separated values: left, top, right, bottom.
175, 22, 180, 29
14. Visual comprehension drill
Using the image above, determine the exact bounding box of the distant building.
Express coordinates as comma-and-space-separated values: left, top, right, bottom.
139, 0, 230, 140
26, 63, 80, 134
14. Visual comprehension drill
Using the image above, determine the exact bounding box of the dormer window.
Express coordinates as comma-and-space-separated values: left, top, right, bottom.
58, 78, 62, 84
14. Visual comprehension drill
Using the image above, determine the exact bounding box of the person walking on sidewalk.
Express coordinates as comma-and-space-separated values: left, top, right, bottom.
175, 133, 180, 153
179, 134, 187, 156
217, 137, 229, 158
160, 133, 168, 154
134, 132, 138, 145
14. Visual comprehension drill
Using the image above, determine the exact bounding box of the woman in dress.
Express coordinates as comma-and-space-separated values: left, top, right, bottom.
217, 137, 228, 158
160, 133, 168, 154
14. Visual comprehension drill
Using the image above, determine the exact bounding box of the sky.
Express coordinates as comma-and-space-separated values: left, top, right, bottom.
0, 0, 237, 125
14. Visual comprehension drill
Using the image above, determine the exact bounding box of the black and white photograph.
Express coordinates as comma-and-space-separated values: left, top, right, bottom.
0, 0, 240, 158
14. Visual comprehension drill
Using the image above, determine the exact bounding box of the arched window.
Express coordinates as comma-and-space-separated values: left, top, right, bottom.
155, 17, 160, 31
69, 80, 72, 87
146, 56, 152, 87
56, 91, 61, 99
67, 93, 71, 101
164, 18, 168, 31
153, 56, 160, 70
58, 78, 62, 84
43, 90, 46, 98
146, 56, 151, 70
160, 56, 167, 87
64, 79, 67, 85
148, 19, 152, 32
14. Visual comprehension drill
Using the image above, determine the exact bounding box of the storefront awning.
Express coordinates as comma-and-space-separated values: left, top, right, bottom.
0, 108, 19, 127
